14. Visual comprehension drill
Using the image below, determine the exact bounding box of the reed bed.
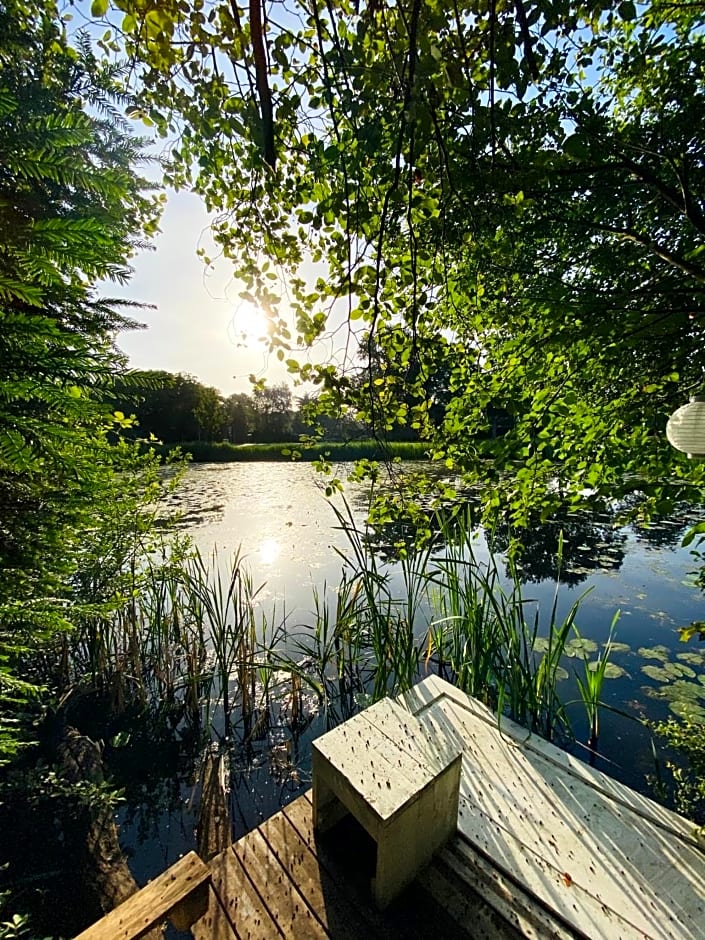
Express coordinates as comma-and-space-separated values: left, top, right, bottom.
58, 499, 619, 779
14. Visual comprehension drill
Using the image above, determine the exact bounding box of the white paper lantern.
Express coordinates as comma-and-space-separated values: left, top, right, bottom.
666, 396, 705, 458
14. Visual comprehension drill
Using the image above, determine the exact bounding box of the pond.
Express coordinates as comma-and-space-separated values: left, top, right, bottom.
121, 461, 705, 886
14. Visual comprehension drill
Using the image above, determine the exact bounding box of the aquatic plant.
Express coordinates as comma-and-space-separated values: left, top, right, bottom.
573, 613, 621, 759
426, 517, 579, 741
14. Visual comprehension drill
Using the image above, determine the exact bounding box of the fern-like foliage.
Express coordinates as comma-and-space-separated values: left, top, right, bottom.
0, 0, 163, 764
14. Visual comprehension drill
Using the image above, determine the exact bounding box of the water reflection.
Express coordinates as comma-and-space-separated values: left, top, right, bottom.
259, 537, 280, 565
116, 462, 705, 891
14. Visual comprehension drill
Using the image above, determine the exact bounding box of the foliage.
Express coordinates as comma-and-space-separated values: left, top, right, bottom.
90, 0, 705, 523
653, 718, 705, 827
118, 372, 365, 444
639, 642, 705, 722
151, 438, 428, 462
0, 0, 161, 759
115, 369, 229, 442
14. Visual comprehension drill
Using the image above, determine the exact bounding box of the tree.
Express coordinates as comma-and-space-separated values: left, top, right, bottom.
225, 392, 255, 442
0, 0, 161, 760
94, 1, 705, 519
251, 383, 293, 441
117, 370, 227, 441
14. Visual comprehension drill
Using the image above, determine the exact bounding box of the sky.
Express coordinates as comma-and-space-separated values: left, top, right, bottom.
113, 186, 357, 399
113, 188, 289, 396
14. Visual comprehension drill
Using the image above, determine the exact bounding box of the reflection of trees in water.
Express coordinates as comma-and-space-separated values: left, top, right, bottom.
489, 514, 627, 586
629, 509, 702, 551
350, 479, 705, 586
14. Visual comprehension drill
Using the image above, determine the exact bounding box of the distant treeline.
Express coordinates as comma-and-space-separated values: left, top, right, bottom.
114, 369, 408, 446
153, 439, 430, 462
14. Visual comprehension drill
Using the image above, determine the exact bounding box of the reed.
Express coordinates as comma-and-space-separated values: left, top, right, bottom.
574, 612, 621, 760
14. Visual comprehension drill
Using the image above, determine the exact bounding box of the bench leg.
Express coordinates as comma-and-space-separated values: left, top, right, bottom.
312, 752, 348, 834
373, 755, 462, 909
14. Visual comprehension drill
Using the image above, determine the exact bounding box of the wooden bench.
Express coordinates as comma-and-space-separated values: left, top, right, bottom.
312, 695, 462, 909
74, 851, 210, 940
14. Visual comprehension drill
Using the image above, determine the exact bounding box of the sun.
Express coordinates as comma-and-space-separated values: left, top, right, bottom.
228, 300, 268, 347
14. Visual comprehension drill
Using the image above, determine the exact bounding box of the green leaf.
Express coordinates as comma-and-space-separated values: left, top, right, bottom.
563, 135, 591, 160
91, 0, 109, 16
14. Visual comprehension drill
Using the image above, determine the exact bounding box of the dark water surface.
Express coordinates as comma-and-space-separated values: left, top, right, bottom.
121, 462, 705, 885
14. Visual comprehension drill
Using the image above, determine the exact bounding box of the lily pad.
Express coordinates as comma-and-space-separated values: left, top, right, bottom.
668, 700, 705, 722
564, 638, 598, 658
668, 679, 705, 703
555, 666, 569, 681
586, 660, 625, 678
641, 664, 672, 682
638, 645, 670, 662
605, 641, 631, 654
663, 661, 696, 679
533, 637, 550, 653
677, 651, 705, 666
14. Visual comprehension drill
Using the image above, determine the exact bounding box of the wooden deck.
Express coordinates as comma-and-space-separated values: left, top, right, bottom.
191, 789, 517, 940
78, 675, 705, 940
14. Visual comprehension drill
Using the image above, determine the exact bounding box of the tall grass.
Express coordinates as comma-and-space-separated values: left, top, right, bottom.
276, 499, 586, 743
573, 612, 621, 760
63, 496, 611, 760
64, 546, 280, 745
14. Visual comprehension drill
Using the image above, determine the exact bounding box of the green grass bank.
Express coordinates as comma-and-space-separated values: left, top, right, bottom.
152, 439, 430, 462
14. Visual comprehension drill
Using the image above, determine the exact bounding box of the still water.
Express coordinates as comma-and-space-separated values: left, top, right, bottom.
167, 462, 705, 669
122, 461, 705, 882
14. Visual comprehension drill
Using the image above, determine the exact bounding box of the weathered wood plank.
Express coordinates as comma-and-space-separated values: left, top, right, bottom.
423, 850, 524, 940
448, 697, 704, 939
284, 793, 479, 940
235, 824, 329, 940
74, 851, 209, 940
401, 677, 705, 940
436, 838, 578, 940
208, 844, 283, 940
190, 885, 239, 940
260, 802, 363, 940
284, 790, 387, 940
405, 675, 703, 844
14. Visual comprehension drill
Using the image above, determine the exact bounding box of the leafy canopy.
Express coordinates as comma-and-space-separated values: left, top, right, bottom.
0, 0, 162, 759
94, 0, 705, 520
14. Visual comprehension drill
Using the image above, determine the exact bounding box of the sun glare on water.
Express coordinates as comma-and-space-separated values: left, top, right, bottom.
228, 300, 268, 347
259, 538, 280, 565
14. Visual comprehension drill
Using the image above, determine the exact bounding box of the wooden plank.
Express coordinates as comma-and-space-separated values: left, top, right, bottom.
191, 885, 239, 940
423, 852, 523, 940
208, 844, 283, 940
436, 838, 579, 940
444, 696, 705, 939
405, 676, 703, 845
261, 800, 365, 940
362, 693, 462, 774
235, 824, 329, 940
284, 793, 478, 940
74, 851, 210, 940
401, 678, 705, 940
